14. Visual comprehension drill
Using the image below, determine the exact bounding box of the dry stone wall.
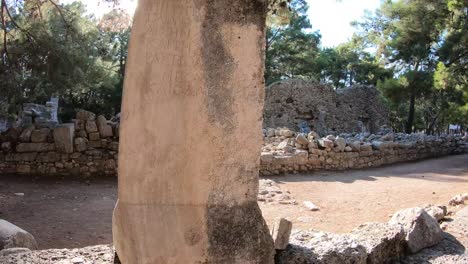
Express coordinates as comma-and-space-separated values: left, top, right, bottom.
260, 127, 468, 176
0, 110, 118, 177
263, 79, 389, 135
0, 110, 467, 177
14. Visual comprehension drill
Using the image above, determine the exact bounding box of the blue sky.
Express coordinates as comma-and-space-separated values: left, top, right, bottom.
62, 0, 381, 47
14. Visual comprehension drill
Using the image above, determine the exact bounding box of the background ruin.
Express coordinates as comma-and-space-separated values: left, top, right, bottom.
263, 79, 389, 135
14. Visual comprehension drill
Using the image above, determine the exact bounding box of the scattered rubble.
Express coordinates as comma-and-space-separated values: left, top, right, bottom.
257, 179, 297, 205
303, 201, 320, 211
449, 193, 468, 206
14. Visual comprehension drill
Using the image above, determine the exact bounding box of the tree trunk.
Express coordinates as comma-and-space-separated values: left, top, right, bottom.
406, 91, 416, 133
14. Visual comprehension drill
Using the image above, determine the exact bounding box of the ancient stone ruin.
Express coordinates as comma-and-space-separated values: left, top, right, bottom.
261, 127, 468, 175
263, 79, 389, 135
20, 97, 59, 129
112, 1, 274, 263
0, 110, 467, 177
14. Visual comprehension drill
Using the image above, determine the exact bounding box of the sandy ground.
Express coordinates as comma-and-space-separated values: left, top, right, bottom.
260, 154, 468, 233
0, 154, 467, 249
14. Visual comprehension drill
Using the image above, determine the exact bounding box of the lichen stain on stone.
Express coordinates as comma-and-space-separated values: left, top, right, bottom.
206, 201, 274, 263
200, 0, 267, 132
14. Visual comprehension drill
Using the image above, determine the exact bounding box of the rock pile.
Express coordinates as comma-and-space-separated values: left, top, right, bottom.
261, 127, 468, 175
277, 206, 448, 264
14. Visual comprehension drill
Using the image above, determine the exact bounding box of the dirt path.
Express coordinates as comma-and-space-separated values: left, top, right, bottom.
260, 154, 468, 233
0, 176, 116, 249
0, 154, 467, 249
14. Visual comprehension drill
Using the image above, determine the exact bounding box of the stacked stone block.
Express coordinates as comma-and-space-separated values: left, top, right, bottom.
260, 127, 468, 176
0, 111, 466, 177
0, 110, 118, 177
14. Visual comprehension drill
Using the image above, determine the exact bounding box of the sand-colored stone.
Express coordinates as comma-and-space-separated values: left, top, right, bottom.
112, 0, 274, 263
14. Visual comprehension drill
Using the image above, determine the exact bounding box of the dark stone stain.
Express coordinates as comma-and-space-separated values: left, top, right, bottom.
200, 0, 267, 132
184, 226, 203, 246
206, 201, 274, 263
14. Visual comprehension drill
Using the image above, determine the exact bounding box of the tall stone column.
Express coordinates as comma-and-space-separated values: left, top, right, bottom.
112, 0, 274, 263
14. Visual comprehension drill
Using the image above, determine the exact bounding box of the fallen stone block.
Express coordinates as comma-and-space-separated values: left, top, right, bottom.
448, 193, 468, 206
271, 218, 293, 250
389, 207, 443, 253
276, 230, 367, 264
303, 201, 320, 211
351, 222, 405, 264
0, 220, 38, 250
422, 204, 447, 221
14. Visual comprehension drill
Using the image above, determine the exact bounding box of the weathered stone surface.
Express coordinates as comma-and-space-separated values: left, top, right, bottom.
16, 143, 55, 153
19, 126, 35, 142
76, 110, 96, 121
276, 230, 367, 264
318, 138, 333, 148
335, 136, 346, 152
112, 1, 274, 263
97, 115, 113, 138
0, 219, 38, 250
264, 80, 389, 135
85, 121, 98, 133
0, 244, 114, 264
75, 138, 88, 152
448, 193, 468, 206
296, 134, 309, 146
423, 205, 447, 222
1, 142, 11, 152
401, 207, 468, 263
89, 132, 100, 141
53, 124, 75, 154
389, 207, 444, 253
30, 128, 50, 143
350, 222, 405, 264
0, 247, 31, 257
271, 218, 293, 250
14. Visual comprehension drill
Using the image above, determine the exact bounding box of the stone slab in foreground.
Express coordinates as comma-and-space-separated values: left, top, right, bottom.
112, 0, 274, 263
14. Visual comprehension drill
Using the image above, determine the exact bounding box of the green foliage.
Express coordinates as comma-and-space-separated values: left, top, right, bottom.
265, 0, 321, 84
356, 0, 467, 133
0, 0, 130, 119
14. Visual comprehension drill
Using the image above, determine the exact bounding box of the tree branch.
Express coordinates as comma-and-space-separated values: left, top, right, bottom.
2, 0, 38, 43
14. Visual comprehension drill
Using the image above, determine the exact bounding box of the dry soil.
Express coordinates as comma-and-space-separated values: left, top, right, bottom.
0, 154, 466, 249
